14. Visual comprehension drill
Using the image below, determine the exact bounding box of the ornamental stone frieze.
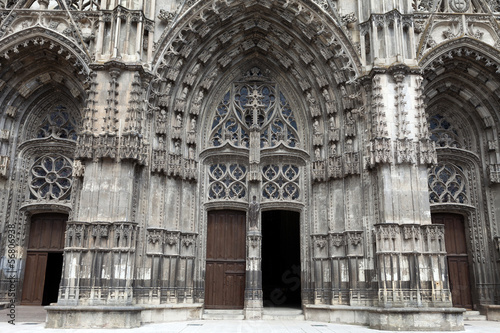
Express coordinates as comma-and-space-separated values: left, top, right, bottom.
65, 221, 138, 251
489, 164, 500, 183
152, 149, 198, 180
312, 231, 364, 259
414, 1, 500, 59
145, 228, 197, 256
75, 133, 148, 165
374, 223, 445, 253
0, 155, 9, 178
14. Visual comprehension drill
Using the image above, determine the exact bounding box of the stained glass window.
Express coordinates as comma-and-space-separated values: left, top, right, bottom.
36, 105, 78, 141
429, 114, 462, 148
29, 154, 73, 200
209, 83, 299, 148
262, 164, 300, 201
208, 163, 247, 201
428, 163, 468, 204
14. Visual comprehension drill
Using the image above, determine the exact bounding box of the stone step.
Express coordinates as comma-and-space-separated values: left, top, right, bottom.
202, 309, 245, 320
262, 308, 305, 321
464, 310, 487, 321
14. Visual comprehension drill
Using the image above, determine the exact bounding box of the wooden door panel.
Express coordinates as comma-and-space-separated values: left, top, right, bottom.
205, 262, 225, 308
432, 213, 473, 309
205, 210, 246, 309
28, 214, 66, 251
448, 257, 473, 308
21, 253, 47, 305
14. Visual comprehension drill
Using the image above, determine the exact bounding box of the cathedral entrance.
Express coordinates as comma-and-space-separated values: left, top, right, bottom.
21, 213, 66, 305
432, 213, 473, 309
262, 210, 301, 308
205, 210, 246, 309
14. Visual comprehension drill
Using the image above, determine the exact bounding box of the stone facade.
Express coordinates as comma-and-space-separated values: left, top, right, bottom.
0, 0, 499, 330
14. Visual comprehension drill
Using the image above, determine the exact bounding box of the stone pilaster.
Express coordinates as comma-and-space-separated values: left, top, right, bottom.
364, 68, 449, 308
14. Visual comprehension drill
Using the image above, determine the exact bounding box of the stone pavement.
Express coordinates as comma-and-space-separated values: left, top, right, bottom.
1, 306, 500, 333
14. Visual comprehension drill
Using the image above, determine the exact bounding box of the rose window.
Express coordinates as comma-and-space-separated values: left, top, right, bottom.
30, 155, 73, 200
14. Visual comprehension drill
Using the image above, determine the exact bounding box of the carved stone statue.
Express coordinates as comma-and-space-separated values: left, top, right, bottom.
188, 146, 195, 159
249, 195, 260, 230
176, 113, 182, 127
315, 146, 321, 160
313, 119, 320, 134
190, 117, 197, 132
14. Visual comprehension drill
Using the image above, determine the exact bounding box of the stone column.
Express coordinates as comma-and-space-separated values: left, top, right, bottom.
365, 67, 451, 309
245, 125, 263, 318
46, 67, 149, 328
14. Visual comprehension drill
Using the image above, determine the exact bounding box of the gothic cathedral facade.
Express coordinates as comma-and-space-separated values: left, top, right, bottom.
0, 0, 499, 330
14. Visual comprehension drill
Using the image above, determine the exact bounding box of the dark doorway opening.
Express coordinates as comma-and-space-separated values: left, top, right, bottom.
42, 252, 63, 305
262, 210, 301, 308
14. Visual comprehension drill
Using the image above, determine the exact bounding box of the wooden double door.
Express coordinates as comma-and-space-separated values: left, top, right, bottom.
432, 213, 473, 309
205, 210, 246, 309
21, 213, 66, 305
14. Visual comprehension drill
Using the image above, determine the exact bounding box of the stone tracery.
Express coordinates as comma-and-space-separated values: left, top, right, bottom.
208, 78, 300, 149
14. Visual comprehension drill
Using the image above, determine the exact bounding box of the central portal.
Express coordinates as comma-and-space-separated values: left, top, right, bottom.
262, 210, 301, 308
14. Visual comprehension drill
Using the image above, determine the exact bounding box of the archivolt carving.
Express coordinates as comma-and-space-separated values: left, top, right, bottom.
419, 39, 500, 74
152, 0, 360, 81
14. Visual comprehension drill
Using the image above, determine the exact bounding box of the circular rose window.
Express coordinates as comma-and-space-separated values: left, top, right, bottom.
30, 155, 73, 200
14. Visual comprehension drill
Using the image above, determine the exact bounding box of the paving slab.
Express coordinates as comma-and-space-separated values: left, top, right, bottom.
1, 306, 500, 333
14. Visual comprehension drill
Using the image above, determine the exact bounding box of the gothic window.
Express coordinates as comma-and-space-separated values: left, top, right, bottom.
209, 82, 299, 149
262, 164, 300, 201
206, 68, 303, 204
428, 163, 468, 204
36, 105, 78, 141
29, 154, 73, 201
208, 163, 248, 201
429, 114, 463, 148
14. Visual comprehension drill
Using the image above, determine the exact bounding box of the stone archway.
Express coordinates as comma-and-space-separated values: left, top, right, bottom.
422, 45, 500, 308
147, 0, 365, 315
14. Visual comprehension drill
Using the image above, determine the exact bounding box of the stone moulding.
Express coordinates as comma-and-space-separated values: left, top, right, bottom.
304, 305, 464, 331
484, 304, 500, 321
45, 305, 143, 329
45, 303, 203, 328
